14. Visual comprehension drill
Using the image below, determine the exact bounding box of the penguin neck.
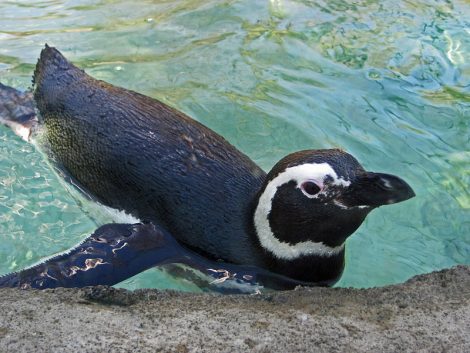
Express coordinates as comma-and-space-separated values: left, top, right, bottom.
265, 249, 346, 285
251, 193, 346, 284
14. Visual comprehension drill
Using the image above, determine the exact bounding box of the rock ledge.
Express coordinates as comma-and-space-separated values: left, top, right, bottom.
0, 265, 468, 352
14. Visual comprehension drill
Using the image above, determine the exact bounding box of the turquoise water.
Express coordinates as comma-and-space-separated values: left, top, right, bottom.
0, 0, 468, 291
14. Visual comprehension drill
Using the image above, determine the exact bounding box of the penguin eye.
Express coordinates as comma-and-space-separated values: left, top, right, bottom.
301, 181, 321, 196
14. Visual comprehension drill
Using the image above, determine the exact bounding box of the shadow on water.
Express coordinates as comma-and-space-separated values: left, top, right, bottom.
0, 0, 468, 290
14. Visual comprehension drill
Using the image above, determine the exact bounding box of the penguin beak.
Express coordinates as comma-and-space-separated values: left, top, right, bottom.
341, 172, 415, 208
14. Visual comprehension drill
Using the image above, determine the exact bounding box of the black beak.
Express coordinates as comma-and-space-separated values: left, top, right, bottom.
341, 172, 415, 208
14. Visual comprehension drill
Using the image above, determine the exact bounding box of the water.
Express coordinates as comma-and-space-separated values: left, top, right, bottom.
0, 0, 468, 291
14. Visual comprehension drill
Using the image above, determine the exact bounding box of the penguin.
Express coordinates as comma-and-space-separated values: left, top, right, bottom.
0, 45, 415, 291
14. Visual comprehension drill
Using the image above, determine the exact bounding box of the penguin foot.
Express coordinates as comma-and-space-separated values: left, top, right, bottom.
0, 83, 37, 141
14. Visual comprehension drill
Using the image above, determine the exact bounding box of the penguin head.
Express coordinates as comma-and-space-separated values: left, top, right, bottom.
253, 149, 415, 260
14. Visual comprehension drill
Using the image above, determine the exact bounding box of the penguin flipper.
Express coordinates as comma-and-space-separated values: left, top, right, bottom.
0, 222, 320, 291
0, 223, 185, 289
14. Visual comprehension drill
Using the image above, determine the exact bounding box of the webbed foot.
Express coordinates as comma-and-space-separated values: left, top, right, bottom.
0, 83, 37, 141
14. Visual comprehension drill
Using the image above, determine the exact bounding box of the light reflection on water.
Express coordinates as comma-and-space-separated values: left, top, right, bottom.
0, 0, 468, 290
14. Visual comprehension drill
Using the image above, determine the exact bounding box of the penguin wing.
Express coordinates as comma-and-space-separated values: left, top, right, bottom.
0, 222, 318, 292
0, 223, 183, 289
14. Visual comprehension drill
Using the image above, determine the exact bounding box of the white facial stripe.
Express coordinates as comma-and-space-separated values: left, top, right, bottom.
258, 232, 344, 259
254, 163, 348, 260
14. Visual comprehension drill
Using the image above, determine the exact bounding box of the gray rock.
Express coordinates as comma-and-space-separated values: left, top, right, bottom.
0, 265, 468, 353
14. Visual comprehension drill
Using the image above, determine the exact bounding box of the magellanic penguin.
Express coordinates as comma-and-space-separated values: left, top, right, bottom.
0, 45, 415, 291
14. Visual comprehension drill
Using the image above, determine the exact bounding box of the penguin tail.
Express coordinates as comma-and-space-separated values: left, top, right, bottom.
33, 44, 75, 86
33, 44, 87, 111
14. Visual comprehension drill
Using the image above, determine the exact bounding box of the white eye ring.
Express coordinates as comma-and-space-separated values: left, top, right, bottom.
300, 180, 322, 198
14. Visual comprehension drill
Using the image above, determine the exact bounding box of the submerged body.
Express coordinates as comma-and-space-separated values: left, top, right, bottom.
0, 46, 414, 289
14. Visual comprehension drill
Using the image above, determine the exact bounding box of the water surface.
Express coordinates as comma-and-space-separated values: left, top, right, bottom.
0, 0, 468, 290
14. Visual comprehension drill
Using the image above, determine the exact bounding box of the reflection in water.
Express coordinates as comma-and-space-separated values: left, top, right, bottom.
0, 0, 468, 290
